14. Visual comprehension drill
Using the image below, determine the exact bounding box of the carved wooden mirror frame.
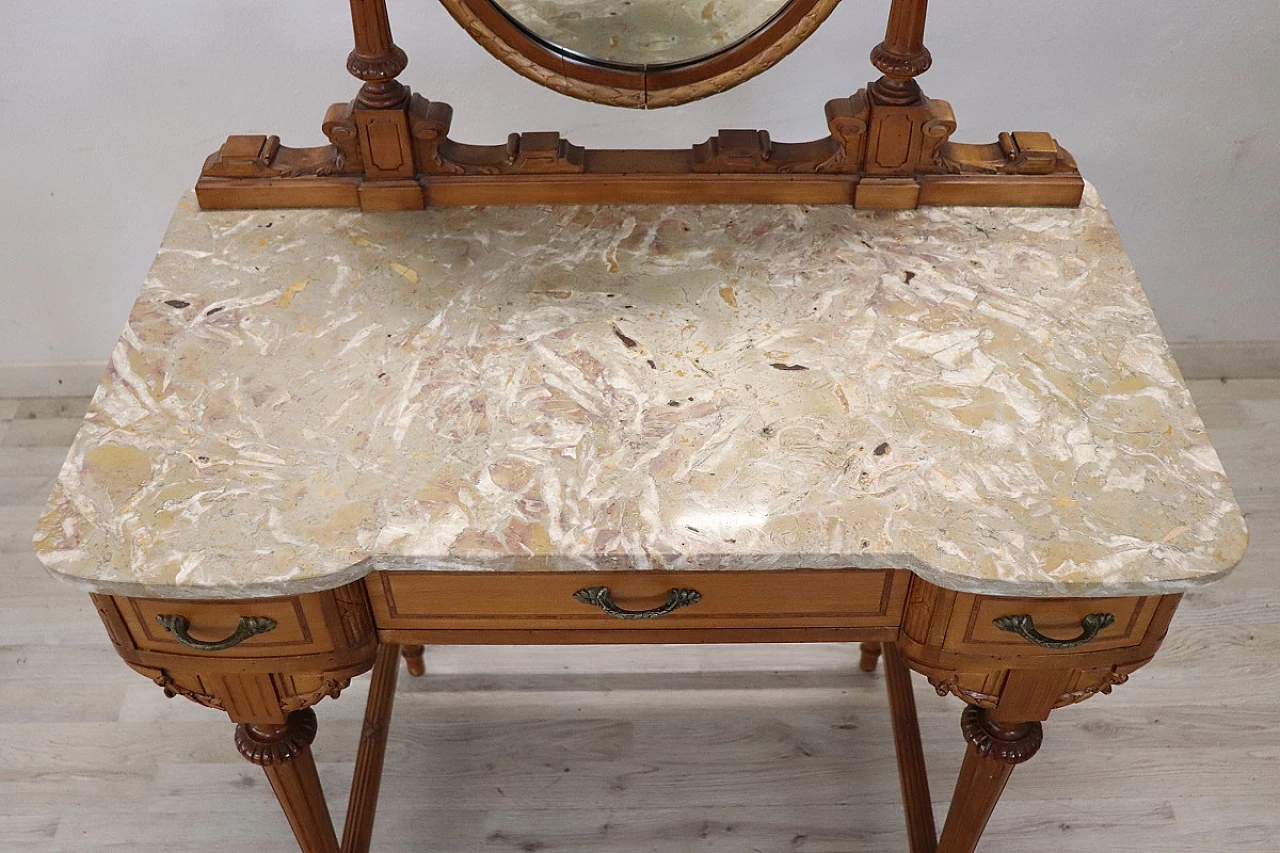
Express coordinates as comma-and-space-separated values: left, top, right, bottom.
437, 0, 843, 109
196, 0, 1083, 212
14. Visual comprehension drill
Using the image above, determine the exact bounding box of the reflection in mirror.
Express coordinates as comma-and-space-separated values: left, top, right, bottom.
490, 0, 793, 69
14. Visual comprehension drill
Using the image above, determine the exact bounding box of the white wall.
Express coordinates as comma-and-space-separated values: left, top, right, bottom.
1, 0, 1277, 364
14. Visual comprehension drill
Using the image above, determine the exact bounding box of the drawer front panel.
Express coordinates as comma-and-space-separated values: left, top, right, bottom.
944, 594, 1155, 657
123, 596, 333, 657
369, 569, 909, 631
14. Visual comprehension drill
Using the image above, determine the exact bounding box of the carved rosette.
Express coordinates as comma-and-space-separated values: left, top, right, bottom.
235, 708, 320, 767
960, 705, 1043, 765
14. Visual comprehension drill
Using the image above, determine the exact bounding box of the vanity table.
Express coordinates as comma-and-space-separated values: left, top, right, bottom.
34, 188, 1245, 853
34, 0, 1246, 851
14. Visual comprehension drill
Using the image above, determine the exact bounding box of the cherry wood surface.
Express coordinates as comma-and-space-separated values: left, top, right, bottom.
942, 593, 1157, 656
87, 568, 1187, 853
341, 643, 401, 853
24, 5, 1211, 845
369, 569, 908, 632
195, 0, 1084, 211
882, 642, 937, 853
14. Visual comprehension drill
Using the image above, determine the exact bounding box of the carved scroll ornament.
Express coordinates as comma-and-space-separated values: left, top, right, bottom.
196, 0, 1085, 211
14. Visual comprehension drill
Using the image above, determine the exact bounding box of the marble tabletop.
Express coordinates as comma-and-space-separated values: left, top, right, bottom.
33, 188, 1247, 599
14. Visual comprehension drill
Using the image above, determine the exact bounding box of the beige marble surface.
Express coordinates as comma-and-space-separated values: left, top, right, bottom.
33, 188, 1247, 599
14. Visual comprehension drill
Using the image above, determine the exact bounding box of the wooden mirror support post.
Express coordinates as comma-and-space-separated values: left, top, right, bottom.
196, 0, 1084, 210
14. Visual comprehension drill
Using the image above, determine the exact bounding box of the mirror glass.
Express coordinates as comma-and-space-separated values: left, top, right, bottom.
489, 0, 793, 69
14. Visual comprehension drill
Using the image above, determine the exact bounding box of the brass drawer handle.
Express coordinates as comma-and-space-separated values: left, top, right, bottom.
573, 587, 701, 620
156, 614, 278, 651
993, 612, 1115, 649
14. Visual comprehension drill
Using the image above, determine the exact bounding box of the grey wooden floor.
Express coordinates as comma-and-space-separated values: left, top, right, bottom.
2, 382, 1277, 853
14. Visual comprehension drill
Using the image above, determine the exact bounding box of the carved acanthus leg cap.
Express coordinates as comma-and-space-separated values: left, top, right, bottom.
236, 708, 320, 767
960, 705, 1043, 765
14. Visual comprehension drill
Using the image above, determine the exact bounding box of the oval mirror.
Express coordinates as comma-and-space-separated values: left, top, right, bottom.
439, 0, 843, 108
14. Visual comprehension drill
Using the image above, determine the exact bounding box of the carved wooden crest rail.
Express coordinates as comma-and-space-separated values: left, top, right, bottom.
196, 0, 1084, 210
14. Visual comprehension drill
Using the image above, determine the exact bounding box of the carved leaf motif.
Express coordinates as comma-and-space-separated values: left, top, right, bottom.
435, 3, 641, 108
278, 676, 352, 712
147, 669, 226, 711
932, 669, 1133, 711
347, 47, 409, 84
647, 0, 841, 108
930, 675, 999, 709
870, 44, 933, 81
435, 0, 841, 109
1054, 671, 1130, 708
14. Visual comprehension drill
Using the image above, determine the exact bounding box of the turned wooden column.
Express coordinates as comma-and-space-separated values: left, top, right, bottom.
348, 0, 410, 109
936, 705, 1043, 853
869, 0, 932, 105
236, 709, 341, 853
345, 0, 422, 206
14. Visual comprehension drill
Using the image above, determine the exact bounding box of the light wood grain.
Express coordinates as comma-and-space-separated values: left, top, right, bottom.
1, 380, 1277, 852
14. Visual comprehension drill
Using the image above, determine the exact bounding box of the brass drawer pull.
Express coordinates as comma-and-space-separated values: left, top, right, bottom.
156, 614, 278, 651
993, 612, 1115, 649
573, 587, 701, 620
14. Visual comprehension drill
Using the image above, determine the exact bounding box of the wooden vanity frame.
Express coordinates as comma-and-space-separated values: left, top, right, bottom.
89, 569, 1181, 853
196, 0, 1084, 212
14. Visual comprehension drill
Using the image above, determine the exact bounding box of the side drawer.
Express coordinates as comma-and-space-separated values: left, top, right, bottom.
118, 591, 361, 658
368, 569, 909, 631
943, 593, 1158, 657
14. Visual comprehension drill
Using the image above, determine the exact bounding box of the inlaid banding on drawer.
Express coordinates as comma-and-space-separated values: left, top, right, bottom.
124, 596, 318, 656
943, 593, 1156, 656
368, 569, 909, 631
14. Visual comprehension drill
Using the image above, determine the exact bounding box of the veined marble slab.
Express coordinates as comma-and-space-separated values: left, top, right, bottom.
34, 188, 1247, 599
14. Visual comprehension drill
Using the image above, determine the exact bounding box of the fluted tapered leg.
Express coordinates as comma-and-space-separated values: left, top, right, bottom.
937, 705, 1043, 853
342, 643, 401, 853
883, 643, 937, 853
236, 708, 339, 853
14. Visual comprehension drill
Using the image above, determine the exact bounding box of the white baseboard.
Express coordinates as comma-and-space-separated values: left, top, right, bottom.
1, 343, 1277, 398
1170, 341, 1280, 380
0, 361, 106, 398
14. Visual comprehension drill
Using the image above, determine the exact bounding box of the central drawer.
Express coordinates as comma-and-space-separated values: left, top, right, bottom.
367, 569, 908, 632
